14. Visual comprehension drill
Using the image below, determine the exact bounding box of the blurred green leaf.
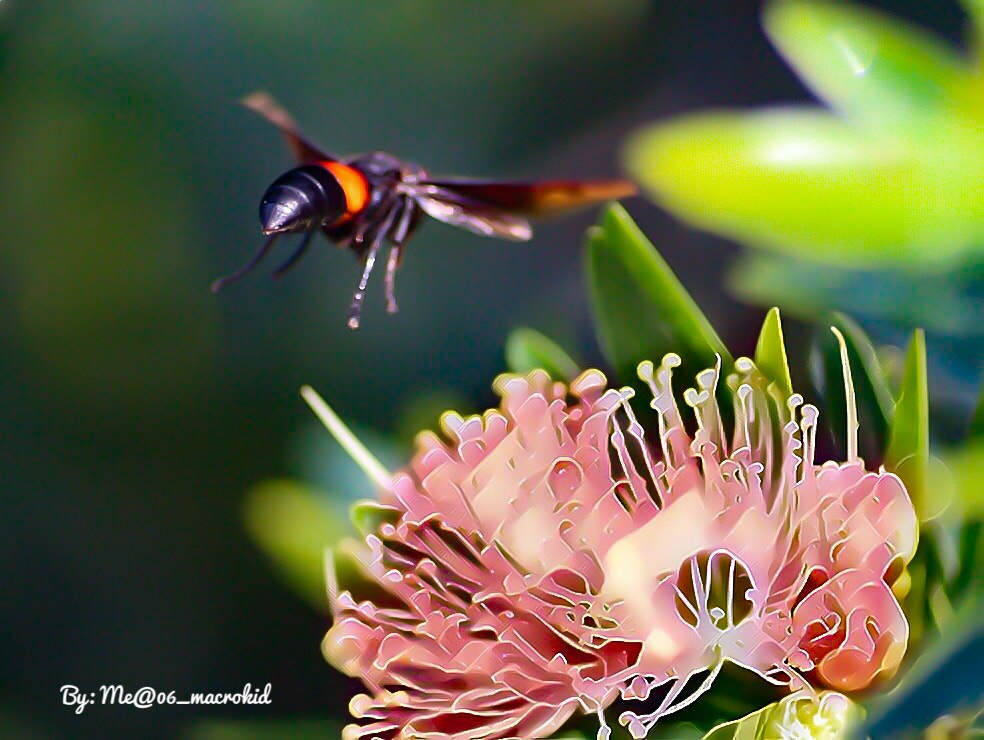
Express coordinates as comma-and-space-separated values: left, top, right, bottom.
185, 718, 341, 740
505, 327, 581, 382
754, 307, 793, 399
586, 204, 732, 388
728, 253, 984, 336
964, 0, 984, 43
970, 383, 984, 440
922, 708, 984, 739
0, 707, 55, 740
243, 480, 349, 611
764, 0, 974, 126
704, 691, 862, 739
860, 600, 984, 738
811, 313, 893, 465
938, 440, 984, 518
626, 109, 984, 267
953, 519, 984, 600
903, 519, 962, 647
886, 329, 933, 520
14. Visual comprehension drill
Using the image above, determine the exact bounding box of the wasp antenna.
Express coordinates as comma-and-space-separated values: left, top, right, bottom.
272, 230, 315, 279
300, 385, 393, 490
212, 234, 280, 292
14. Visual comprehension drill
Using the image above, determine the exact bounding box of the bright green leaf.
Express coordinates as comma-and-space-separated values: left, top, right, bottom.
885, 329, 934, 519
754, 307, 793, 399
811, 313, 894, 465
243, 480, 349, 612
703, 692, 862, 739
626, 109, 984, 267
586, 203, 732, 389
505, 327, 581, 381
764, 0, 974, 126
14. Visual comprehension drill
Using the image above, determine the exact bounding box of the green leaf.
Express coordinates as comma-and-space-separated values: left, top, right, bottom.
811, 313, 894, 465
350, 499, 400, 537
969, 382, 984, 440
963, 0, 984, 45
754, 307, 793, 399
505, 327, 581, 381
764, 0, 974, 127
727, 252, 984, 336
937, 440, 984, 519
626, 109, 984, 267
243, 480, 349, 612
586, 204, 732, 388
885, 329, 934, 519
703, 692, 863, 739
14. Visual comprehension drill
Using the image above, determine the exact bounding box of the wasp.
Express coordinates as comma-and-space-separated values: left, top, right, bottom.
213, 92, 636, 329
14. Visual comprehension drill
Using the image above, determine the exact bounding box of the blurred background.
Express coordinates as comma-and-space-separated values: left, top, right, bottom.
0, 1, 978, 737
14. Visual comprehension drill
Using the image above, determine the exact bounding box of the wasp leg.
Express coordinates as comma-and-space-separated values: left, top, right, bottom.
347, 201, 400, 330
271, 229, 316, 279
384, 201, 415, 314
211, 233, 280, 292
383, 245, 402, 314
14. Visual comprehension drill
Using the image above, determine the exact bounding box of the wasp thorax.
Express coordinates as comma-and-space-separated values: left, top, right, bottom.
259, 165, 347, 234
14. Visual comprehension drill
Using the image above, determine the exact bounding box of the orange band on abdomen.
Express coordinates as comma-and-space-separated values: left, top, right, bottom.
320, 161, 370, 223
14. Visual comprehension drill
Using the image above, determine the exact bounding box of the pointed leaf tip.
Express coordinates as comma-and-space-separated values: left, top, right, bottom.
505, 327, 581, 382
886, 329, 934, 519
754, 307, 794, 399
587, 204, 731, 388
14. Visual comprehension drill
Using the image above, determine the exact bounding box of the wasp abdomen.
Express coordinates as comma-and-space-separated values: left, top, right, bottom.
259, 164, 349, 234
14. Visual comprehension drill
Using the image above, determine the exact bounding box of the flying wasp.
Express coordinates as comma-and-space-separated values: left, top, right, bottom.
213, 92, 636, 329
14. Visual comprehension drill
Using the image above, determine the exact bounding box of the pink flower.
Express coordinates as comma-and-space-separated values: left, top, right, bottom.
316, 350, 917, 739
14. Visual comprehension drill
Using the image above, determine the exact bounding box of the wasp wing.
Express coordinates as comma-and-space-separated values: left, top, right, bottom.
241, 91, 337, 164
405, 183, 533, 241
417, 178, 636, 218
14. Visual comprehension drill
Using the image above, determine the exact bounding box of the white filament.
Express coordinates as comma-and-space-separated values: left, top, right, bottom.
300, 385, 393, 490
